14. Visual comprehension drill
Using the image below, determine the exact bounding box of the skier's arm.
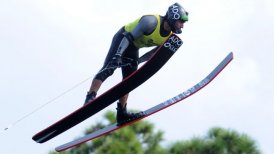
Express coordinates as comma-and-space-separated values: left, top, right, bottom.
115, 15, 158, 56
115, 33, 134, 56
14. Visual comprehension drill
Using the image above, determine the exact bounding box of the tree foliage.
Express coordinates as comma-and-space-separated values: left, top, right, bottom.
49, 111, 261, 154
50, 111, 167, 154
168, 127, 261, 154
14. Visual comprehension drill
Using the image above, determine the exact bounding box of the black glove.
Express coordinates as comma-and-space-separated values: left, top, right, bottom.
111, 55, 123, 67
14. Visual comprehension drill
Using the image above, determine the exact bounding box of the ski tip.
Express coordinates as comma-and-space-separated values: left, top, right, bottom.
224, 52, 234, 63
229, 51, 234, 59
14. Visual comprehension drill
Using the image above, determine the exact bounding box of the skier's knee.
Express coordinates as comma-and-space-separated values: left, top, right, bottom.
95, 69, 114, 82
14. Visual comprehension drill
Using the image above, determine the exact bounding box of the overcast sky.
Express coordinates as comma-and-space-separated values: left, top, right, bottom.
1, 0, 273, 153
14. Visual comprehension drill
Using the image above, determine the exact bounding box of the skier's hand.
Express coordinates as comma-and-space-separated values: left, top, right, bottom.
111, 55, 123, 67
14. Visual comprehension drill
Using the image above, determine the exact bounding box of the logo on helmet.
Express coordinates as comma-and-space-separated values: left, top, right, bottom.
170, 4, 181, 20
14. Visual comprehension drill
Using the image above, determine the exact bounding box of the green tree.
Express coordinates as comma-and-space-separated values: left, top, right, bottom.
50, 111, 167, 154
49, 112, 261, 154
168, 127, 261, 154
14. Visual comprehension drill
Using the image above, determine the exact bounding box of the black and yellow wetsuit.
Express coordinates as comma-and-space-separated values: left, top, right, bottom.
95, 15, 172, 82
